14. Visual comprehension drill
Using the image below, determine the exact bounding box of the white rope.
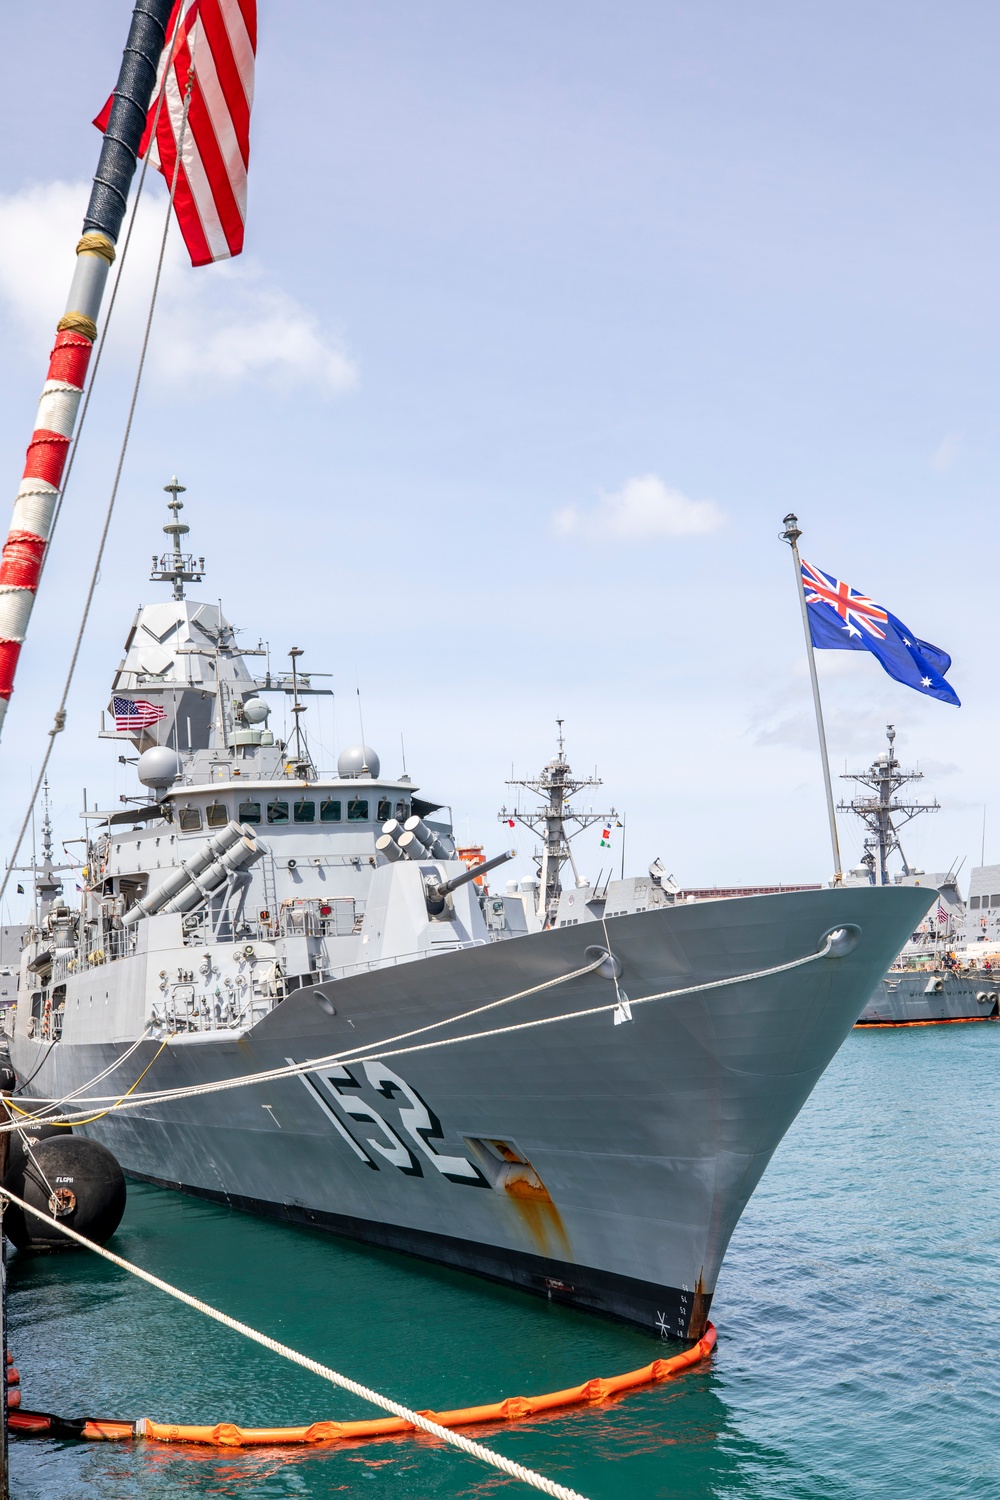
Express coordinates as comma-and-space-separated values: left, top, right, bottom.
11, 957, 608, 1117
15, 1025, 155, 1122
7, 938, 833, 1128
0, 1185, 588, 1500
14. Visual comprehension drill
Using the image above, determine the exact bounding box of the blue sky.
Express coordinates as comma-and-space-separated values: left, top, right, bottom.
0, 1, 995, 918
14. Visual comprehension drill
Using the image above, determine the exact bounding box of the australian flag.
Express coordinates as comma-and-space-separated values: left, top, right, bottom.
801, 561, 960, 706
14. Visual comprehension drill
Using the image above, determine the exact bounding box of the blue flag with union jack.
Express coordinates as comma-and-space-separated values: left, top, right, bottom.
801, 561, 960, 706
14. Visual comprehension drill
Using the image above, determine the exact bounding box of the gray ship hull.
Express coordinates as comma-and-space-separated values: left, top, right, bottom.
858, 969, 1000, 1026
11, 886, 929, 1337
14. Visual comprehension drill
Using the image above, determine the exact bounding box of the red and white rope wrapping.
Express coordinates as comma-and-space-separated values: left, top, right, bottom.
0, 326, 94, 719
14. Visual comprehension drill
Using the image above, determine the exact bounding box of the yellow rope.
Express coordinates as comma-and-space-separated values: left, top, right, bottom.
8, 1035, 171, 1126
55, 312, 97, 340
75, 232, 115, 263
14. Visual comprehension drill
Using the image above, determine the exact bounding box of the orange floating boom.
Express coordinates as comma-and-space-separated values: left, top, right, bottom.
11, 1324, 716, 1448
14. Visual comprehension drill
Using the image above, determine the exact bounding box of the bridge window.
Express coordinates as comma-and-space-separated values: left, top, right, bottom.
206, 803, 228, 829
267, 800, 289, 824
347, 798, 369, 822
320, 798, 341, 822
239, 801, 261, 824
178, 806, 202, 832
377, 798, 391, 821
294, 800, 315, 823
971, 896, 981, 909
395, 801, 409, 820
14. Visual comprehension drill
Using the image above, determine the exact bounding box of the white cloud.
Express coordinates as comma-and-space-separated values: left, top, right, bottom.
553, 473, 724, 541
0, 180, 357, 396
931, 431, 962, 472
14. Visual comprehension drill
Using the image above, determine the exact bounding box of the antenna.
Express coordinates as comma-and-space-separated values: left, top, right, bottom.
356, 674, 368, 773
400, 731, 407, 775
499, 725, 616, 925
838, 724, 939, 885
288, 647, 308, 772
151, 477, 205, 600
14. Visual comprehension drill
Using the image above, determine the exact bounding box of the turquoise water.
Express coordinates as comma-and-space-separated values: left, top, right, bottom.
7, 1024, 999, 1499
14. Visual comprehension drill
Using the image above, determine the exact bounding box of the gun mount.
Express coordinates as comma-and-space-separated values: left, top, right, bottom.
424, 849, 516, 918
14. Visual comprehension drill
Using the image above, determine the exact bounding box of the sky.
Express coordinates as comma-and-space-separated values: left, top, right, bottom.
0, 0, 997, 920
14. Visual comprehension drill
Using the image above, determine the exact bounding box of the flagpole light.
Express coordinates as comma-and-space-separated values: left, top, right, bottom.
780, 514, 844, 886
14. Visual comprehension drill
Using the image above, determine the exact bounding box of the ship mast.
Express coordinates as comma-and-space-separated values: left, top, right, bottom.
150, 478, 205, 601
8, 778, 74, 924
838, 724, 939, 885
499, 722, 617, 925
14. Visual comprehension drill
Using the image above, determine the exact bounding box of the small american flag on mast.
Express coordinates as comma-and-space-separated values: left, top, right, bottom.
95, 0, 257, 268
114, 697, 168, 733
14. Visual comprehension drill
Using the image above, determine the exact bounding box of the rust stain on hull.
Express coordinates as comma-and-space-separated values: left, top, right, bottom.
502, 1165, 572, 1259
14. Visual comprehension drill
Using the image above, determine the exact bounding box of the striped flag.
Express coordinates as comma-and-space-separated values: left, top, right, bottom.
113, 697, 168, 733
96, 0, 256, 267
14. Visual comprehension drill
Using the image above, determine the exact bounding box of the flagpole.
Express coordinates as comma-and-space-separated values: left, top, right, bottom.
781, 514, 843, 885
0, 0, 176, 741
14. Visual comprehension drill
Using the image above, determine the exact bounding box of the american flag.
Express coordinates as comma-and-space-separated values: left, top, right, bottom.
96, 0, 256, 268
113, 697, 168, 733
937, 904, 949, 925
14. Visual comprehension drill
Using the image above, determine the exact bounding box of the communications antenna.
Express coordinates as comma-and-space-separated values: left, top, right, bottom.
499, 721, 616, 925
838, 724, 939, 885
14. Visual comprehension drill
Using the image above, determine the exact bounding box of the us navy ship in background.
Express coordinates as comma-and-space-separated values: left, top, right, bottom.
843, 727, 1000, 1025
7, 487, 933, 1336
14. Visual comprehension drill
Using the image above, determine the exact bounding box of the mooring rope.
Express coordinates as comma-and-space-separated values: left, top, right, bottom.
5, 936, 834, 1129
0, 1185, 588, 1500
4, 956, 606, 1124
10, 1025, 156, 1121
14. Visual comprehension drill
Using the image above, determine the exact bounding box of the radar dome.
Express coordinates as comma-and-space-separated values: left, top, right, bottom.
337, 744, 380, 779
137, 746, 182, 790
242, 698, 270, 724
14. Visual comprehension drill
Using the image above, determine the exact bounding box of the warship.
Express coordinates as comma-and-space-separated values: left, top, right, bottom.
5, 487, 934, 1337
0, 0, 934, 1338
843, 727, 999, 1025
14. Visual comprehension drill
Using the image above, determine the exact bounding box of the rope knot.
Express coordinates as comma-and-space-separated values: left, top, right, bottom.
51, 709, 66, 734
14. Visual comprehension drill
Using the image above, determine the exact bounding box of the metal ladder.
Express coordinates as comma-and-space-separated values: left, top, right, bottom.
260, 852, 278, 925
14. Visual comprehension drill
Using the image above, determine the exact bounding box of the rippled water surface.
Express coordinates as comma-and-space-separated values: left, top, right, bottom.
7, 1023, 999, 1498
